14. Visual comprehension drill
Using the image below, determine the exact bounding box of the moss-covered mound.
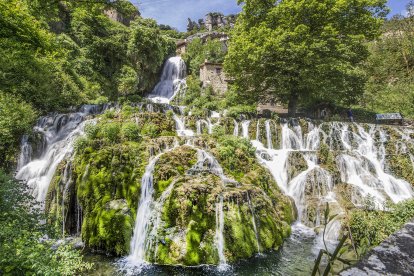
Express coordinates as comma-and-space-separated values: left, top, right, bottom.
144, 138, 294, 265
45, 108, 294, 265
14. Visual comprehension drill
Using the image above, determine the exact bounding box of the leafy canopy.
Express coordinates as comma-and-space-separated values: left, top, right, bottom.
225, 0, 388, 114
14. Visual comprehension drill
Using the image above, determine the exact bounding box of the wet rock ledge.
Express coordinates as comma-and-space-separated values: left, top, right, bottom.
340, 219, 414, 276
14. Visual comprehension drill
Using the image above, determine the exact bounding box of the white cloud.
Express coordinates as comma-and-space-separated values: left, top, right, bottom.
131, 0, 242, 31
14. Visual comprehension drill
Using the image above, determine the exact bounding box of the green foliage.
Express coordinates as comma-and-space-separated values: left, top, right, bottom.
121, 122, 141, 141
101, 122, 121, 143
179, 75, 225, 112
362, 10, 414, 118
226, 105, 257, 119
74, 141, 145, 255
349, 199, 414, 249
116, 65, 138, 96
0, 0, 174, 168
215, 136, 256, 180
0, 92, 37, 169
0, 170, 92, 274
141, 123, 160, 138
225, 0, 388, 115
182, 38, 226, 75
127, 18, 176, 94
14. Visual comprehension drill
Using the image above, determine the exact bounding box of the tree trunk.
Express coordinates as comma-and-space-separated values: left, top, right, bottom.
288, 92, 298, 117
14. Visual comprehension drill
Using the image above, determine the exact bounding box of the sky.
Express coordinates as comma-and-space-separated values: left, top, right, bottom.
132, 0, 411, 31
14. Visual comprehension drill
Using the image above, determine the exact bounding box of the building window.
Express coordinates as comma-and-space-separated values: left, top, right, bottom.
215, 68, 222, 75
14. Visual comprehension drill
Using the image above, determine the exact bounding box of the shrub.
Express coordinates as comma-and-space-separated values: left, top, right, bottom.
349, 199, 414, 249
103, 109, 116, 119
141, 123, 159, 138
121, 122, 141, 141
101, 123, 121, 143
0, 170, 93, 274
74, 136, 89, 152
84, 122, 99, 139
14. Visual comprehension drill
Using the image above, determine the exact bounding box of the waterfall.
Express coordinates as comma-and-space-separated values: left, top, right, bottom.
148, 56, 187, 104
215, 196, 228, 269
173, 114, 194, 137
250, 120, 413, 252
211, 111, 221, 118
233, 120, 239, 137
188, 149, 237, 185
146, 181, 177, 260
61, 161, 73, 237
246, 192, 261, 254
242, 121, 250, 139
265, 121, 273, 149
129, 155, 162, 264
17, 135, 32, 171
16, 107, 99, 203
196, 121, 202, 135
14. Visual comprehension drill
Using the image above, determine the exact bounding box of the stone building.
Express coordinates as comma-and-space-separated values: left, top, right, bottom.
199, 61, 229, 95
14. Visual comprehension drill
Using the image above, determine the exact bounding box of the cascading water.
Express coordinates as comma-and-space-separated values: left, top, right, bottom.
17, 135, 33, 171
246, 192, 261, 254
188, 149, 237, 185
15, 106, 104, 203
233, 120, 239, 137
242, 120, 250, 139
250, 120, 413, 252
61, 161, 73, 237
173, 114, 194, 137
147, 56, 186, 104
215, 196, 227, 269
128, 154, 163, 266
14, 95, 414, 274
265, 120, 273, 149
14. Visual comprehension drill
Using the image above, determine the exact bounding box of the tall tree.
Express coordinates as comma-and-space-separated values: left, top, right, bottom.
225, 0, 388, 116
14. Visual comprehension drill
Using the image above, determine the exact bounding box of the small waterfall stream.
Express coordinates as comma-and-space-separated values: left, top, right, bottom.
128, 156, 160, 264
215, 196, 227, 268
265, 120, 273, 149
16, 106, 104, 203
242, 120, 250, 138
148, 57, 186, 104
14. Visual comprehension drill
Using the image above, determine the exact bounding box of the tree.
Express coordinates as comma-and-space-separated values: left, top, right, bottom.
362, 2, 414, 117
225, 0, 388, 116
0, 92, 37, 169
183, 38, 226, 75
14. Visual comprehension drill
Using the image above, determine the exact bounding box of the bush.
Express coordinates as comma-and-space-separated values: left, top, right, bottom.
84, 122, 99, 139
349, 199, 414, 249
121, 122, 141, 141
0, 92, 37, 169
101, 123, 121, 143
74, 136, 89, 152
226, 105, 257, 119
141, 123, 159, 138
0, 170, 93, 274
103, 109, 116, 119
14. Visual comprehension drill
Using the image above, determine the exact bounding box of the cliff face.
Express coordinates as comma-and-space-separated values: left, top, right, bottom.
104, 0, 140, 26
204, 13, 236, 31
187, 13, 237, 32
104, 8, 139, 26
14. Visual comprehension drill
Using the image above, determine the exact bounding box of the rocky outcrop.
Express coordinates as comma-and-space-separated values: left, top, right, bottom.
187, 13, 237, 32
340, 220, 414, 276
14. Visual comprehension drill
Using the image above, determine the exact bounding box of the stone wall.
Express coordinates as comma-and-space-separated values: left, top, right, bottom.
200, 62, 228, 95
